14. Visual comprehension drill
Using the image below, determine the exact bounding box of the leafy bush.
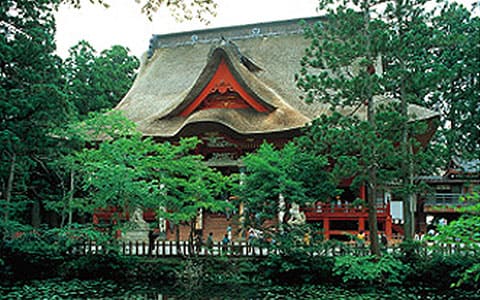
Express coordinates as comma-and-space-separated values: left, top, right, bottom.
59, 253, 133, 280
260, 250, 335, 284
455, 262, 480, 288
0, 224, 117, 280
333, 255, 410, 286
407, 252, 480, 289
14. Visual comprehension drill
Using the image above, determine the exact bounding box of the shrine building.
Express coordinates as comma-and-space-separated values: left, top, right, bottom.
106, 17, 439, 241
416, 157, 480, 234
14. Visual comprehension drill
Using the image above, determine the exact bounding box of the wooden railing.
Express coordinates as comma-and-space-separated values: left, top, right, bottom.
71, 240, 273, 257
302, 203, 390, 219
70, 240, 478, 258
425, 193, 473, 206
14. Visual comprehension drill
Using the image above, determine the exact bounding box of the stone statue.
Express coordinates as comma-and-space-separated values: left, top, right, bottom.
287, 202, 306, 226
131, 207, 148, 230
278, 193, 286, 224
158, 206, 167, 233
122, 207, 149, 243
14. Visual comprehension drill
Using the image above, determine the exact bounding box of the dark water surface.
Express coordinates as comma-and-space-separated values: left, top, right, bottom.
1, 279, 478, 299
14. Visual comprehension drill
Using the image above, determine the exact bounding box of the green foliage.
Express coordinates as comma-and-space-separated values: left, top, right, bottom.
333, 255, 411, 286
297, 8, 383, 106
59, 253, 139, 281
239, 142, 334, 229
406, 253, 480, 289
455, 263, 480, 288
261, 252, 335, 285
434, 215, 480, 247
297, 0, 465, 243
434, 190, 480, 247
63, 41, 139, 117
0, 0, 74, 231
156, 139, 232, 230
298, 112, 402, 190
433, 191, 480, 287
427, 3, 480, 159
2, 279, 480, 299
0, 278, 165, 299
66, 113, 231, 239
174, 256, 261, 291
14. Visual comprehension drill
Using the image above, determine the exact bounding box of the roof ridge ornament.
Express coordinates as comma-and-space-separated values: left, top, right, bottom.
251, 27, 261, 36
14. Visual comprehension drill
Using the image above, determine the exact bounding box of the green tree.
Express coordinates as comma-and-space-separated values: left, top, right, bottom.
297, 0, 454, 249
297, 3, 384, 255
63, 41, 139, 117
157, 139, 232, 246
239, 142, 336, 234
435, 189, 480, 287
68, 113, 231, 244
378, 0, 462, 240
0, 0, 73, 236
428, 3, 480, 160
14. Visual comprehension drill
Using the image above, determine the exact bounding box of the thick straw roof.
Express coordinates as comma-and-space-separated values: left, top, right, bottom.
115, 17, 439, 138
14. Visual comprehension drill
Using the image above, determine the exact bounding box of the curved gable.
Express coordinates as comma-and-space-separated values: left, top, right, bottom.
167, 47, 275, 117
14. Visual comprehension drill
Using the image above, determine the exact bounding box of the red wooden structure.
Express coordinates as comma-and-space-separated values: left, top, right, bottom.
302, 202, 392, 240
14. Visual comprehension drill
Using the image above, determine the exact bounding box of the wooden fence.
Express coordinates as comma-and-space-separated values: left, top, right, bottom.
71, 240, 478, 258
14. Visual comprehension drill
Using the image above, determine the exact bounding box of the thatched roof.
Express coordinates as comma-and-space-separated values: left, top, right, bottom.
115, 17, 439, 138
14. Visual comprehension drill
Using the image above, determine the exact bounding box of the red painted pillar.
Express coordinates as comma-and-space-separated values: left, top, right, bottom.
359, 218, 365, 232
359, 185, 366, 200
386, 216, 392, 239
324, 218, 330, 240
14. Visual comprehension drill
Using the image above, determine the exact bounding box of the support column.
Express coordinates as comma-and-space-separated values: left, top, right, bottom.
360, 185, 366, 200
359, 218, 365, 232
386, 216, 392, 239
324, 218, 330, 240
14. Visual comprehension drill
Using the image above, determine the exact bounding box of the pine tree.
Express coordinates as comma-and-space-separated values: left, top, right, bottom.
297, 0, 385, 255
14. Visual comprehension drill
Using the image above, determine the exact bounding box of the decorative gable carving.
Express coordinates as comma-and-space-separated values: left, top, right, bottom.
211, 80, 234, 94
178, 58, 270, 117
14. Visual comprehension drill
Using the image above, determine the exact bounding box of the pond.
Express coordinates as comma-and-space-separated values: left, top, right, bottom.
0, 279, 478, 299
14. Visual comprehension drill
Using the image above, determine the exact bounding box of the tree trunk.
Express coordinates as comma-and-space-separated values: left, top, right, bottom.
364, 0, 380, 256
367, 174, 380, 256
32, 198, 41, 227
68, 170, 74, 226
4, 153, 16, 221
189, 221, 195, 255
3, 152, 16, 239
400, 73, 414, 241
390, 0, 415, 242
175, 223, 180, 255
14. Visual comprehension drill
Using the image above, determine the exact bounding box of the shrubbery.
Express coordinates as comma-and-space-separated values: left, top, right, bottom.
1, 235, 479, 290
333, 255, 411, 287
